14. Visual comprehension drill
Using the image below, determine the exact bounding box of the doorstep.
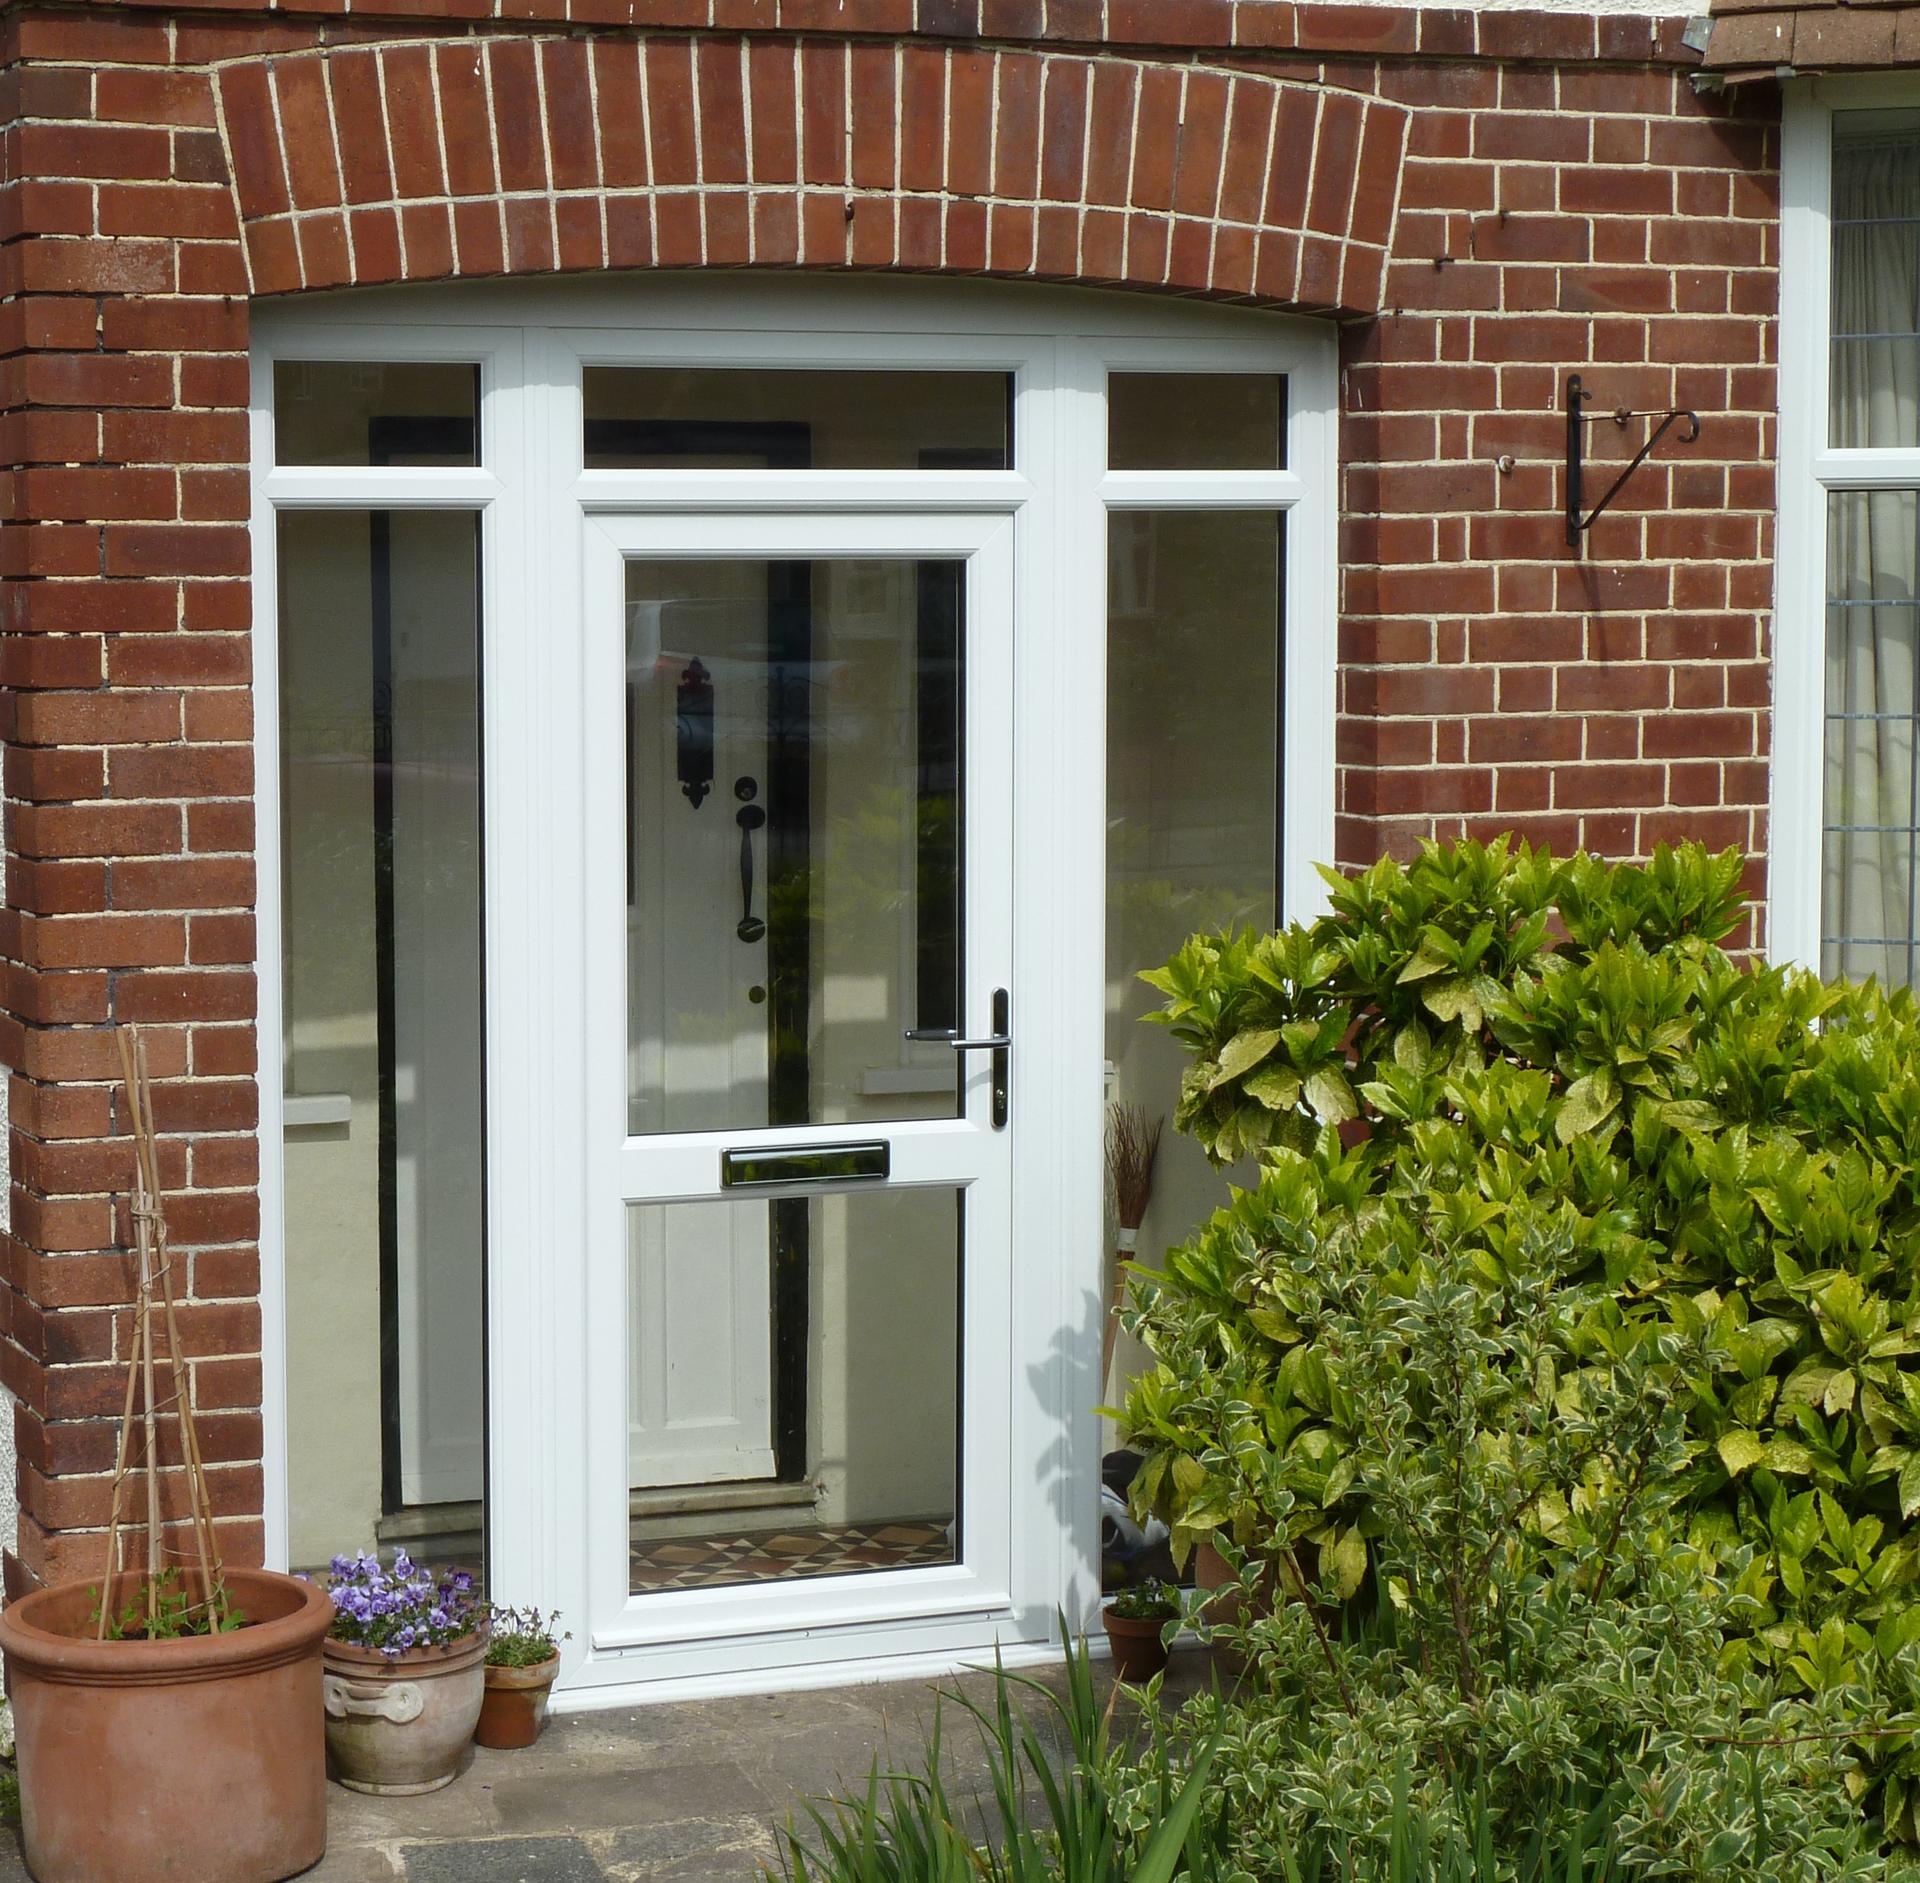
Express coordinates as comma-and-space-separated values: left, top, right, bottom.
0, 1651, 1211, 1883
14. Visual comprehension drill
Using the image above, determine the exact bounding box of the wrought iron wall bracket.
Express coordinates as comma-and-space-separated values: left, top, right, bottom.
1564, 373, 1702, 548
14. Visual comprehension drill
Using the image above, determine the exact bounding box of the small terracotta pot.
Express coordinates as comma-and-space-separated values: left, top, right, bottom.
322, 1629, 487, 1794
1101, 1608, 1172, 1683
0, 1566, 334, 1883
474, 1651, 562, 1749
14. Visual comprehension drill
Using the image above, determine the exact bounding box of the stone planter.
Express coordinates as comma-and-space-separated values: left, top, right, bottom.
323, 1629, 487, 1794
474, 1651, 563, 1749
0, 1567, 333, 1883
1101, 1607, 1172, 1683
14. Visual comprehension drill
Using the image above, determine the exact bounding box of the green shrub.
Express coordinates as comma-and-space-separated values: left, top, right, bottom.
1110, 1161, 1897, 1878
1119, 840, 1920, 1839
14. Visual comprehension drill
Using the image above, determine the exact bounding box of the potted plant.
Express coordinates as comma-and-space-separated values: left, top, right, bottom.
475, 1605, 569, 1749
0, 1027, 335, 1883
321, 1550, 486, 1794
1102, 1580, 1179, 1682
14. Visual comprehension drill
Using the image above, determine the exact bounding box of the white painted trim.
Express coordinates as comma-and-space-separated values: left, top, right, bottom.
573, 469, 1035, 513
1771, 81, 1831, 974
259, 468, 503, 508
249, 277, 1337, 1701
1810, 450, 1920, 490
1771, 77, 1920, 975
247, 353, 288, 1566
1097, 469, 1307, 510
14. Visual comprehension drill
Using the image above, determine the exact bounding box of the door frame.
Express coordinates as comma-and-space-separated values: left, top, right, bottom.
250, 276, 1336, 1707
580, 506, 1018, 1659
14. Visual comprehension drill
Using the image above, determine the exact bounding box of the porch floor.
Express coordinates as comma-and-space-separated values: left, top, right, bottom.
0, 1648, 1204, 1883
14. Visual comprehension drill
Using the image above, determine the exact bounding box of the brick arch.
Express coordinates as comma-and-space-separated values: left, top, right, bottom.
214, 35, 1408, 312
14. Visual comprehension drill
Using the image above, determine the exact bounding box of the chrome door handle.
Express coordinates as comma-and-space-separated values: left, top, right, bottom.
904, 989, 1009, 1130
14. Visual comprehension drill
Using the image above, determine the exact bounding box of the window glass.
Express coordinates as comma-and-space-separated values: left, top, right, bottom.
626, 1188, 960, 1591
278, 508, 486, 1579
274, 361, 479, 465
1103, 511, 1281, 1403
1824, 488, 1920, 985
624, 556, 965, 1135
1107, 373, 1285, 470
1830, 112, 1920, 450
583, 369, 1010, 469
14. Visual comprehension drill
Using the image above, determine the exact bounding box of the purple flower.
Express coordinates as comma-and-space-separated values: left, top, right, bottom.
322, 1548, 481, 1656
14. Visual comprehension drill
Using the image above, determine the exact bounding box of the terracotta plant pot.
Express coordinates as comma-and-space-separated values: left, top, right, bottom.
474, 1651, 562, 1749
323, 1629, 487, 1794
0, 1566, 334, 1883
1101, 1608, 1172, 1683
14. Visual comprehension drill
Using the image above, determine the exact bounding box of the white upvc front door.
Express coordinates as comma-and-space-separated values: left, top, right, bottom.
573, 507, 1020, 1672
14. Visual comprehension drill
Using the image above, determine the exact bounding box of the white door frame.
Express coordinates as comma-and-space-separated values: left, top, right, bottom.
578, 507, 1017, 1666
249, 276, 1335, 1708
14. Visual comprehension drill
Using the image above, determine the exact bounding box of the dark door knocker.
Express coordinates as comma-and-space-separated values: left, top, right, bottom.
676, 658, 714, 808
735, 776, 766, 943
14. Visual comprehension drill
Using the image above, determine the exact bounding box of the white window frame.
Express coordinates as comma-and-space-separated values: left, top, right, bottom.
1774, 76, 1920, 971
250, 276, 1336, 1706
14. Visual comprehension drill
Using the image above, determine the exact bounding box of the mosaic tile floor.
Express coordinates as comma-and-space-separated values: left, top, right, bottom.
629, 1518, 956, 1592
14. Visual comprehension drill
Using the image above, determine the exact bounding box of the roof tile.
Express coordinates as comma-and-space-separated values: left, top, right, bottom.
1703, 10, 1796, 59
1793, 4, 1899, 60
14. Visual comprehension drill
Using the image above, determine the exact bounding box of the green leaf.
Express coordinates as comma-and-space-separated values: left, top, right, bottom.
1898, 1452, 1920, 1521
1555, 1069, 1619, 1141
1395, 946, 1450, 984
1212, 1027, 1282, 1086
1323, 1524, 1367, 1601
1762, 1437, 1818, 1477
1243, 1065, 1303, 1112
1303, 1065, 1358, 1127
1716, 1429, 1767, 1477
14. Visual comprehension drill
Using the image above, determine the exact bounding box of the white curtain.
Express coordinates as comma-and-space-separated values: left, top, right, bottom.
1824, 134, 1920, 984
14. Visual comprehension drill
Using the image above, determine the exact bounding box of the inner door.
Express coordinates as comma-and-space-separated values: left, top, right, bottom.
584, 509, 1016, 1638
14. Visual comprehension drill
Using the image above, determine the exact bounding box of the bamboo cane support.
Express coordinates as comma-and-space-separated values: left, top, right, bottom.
92, 1025, 229, 1638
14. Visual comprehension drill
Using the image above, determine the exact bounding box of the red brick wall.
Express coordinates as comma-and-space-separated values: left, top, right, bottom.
1338, 59, 1777, 903
0, 0, 1780, 1586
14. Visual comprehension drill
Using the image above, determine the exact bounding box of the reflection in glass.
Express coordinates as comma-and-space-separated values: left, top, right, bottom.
278, 509, 486, 1580
273, 361, 479, 466
626, 1187, 961, 1589
625, 558, 964, 1136
1107, 373, 1286, 470
1103, 511, 1282, 1402
583, 369, 1011, 470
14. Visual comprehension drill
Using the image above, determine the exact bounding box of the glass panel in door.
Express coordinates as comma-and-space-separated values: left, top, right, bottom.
619, 547, 991, 1593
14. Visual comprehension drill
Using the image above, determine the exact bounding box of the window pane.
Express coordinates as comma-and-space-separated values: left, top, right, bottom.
583, 369, 1010, 469
1104, 511, 1281, 1402
279, 509, 486, 1579
274, 361, 479, 465
1830, 114, 1920, 449
1823, 488, 1920, 986
626, 557, 964, 1135
626, 1188, 961, 1592
1107, 373, 1285, 470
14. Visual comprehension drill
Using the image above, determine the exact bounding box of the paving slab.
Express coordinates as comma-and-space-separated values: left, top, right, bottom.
0, 1647, 1212, 1883
403, 1835, 608, 1882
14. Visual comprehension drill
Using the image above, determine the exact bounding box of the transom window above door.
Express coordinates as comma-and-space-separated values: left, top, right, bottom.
582, 367, 1012, 469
